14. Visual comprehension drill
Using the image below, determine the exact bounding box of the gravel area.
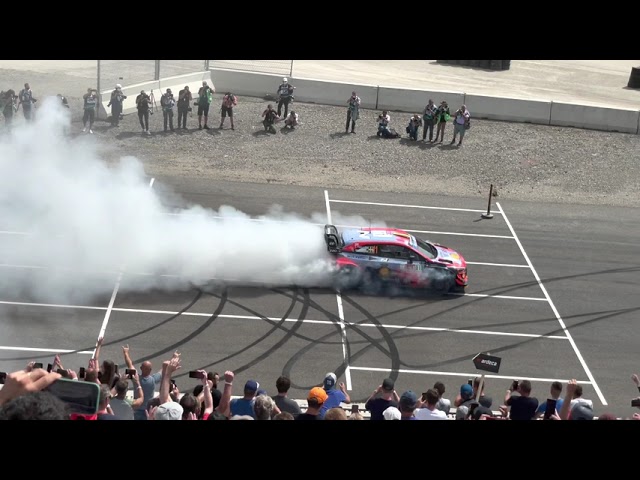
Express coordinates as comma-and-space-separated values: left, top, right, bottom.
3, 67, 640, 208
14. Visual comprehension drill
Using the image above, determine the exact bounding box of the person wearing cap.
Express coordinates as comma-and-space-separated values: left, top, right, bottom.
154, 401, 184, 420
296, 387, 328, 420
229, 379, 260, 419
318, 372, 351, 419
108, 84, 126, 127
82, 87, 98, 134
455, 384, 476, 420
398, 391, 419, 419
161, 88, 176, 132
451, 104, 470, 146
383, 406, 401, 420
276, 77, 295, 118
365, 377, 400, 420
196, 80, 215, 130
434, 100, 450, 143
177, 86, 192, 129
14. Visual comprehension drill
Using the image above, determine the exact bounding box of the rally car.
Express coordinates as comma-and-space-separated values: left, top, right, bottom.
324, 224, 467, 293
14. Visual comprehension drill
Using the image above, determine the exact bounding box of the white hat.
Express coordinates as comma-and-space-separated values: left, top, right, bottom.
383, 406, 401, 420
283, 77, 288, 82
154, 401, 183, 420
116, 84, 122, 89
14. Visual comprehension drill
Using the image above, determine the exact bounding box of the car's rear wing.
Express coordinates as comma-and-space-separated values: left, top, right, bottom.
324, 224, 344, 254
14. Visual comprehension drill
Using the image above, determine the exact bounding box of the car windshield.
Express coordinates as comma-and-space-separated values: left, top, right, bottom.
414, 237, 437, 260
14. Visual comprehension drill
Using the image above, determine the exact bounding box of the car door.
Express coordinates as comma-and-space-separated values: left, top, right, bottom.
376, 244, 426, 282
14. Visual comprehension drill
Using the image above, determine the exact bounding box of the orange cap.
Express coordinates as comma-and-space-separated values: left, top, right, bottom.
308, 387, 328, 404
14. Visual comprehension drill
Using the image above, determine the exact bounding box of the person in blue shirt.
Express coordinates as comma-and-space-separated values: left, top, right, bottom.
318, 372, 351, 419
535, 381, 564, 419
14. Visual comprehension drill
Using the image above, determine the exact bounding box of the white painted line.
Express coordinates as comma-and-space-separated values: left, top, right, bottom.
92, 177, 155, 358
348, 323, 568, 340
0, 231, 28, 235
402, 229, 513, 239
496, 202, 607, 406
0, 301, 568, 340
349, 366, 593, 385
447, 292, 547, 301
325, 190, 352, 390
0, 346, 94, 354
0, 300, 107, 311
328, 199, 494, 214
466, 262, 530, 268
94, 271, 122, 357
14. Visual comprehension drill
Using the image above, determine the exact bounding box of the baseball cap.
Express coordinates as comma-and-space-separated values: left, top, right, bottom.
256, 389, 268, 397
399, 390, 418, 409
460, 384, 474, 400
382, 378, 395, 391
570, 403, 594, 420
245, 380, 259, 392
383, 406, 401, 420
154, 401, 183, 420
471, 405, 493, 420
323, 372, 337, 390
116, 84, 122, 89
308, 386, 328, 404
283, 77, 288, 82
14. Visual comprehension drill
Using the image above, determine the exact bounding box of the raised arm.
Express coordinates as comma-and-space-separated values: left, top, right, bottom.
215, 370, 234, 418
122, 344, 134, 370
159, 351, 181, 404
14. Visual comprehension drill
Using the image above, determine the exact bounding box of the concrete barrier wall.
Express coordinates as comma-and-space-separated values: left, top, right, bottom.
464, 94, 551, 125
377, 86, 465, 114
100, 80, 159, 117
550, 101, 640, 134
210, 68, 282, 99
109, 68, 640, 134
291, 77, 378, 110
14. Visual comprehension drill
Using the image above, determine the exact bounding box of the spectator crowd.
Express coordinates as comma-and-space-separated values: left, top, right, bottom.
2, 77, 470, 146
1, 336, 639, 420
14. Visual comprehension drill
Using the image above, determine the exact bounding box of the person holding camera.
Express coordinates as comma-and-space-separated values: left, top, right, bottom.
161, 88, 176, 132
406, 113, 423, 141
284, 110, 299, 129
219, 92, 237, 130
422, 99, 437, 142
346, 91, 360, 134
136, 90, 152, 135
107, 84, 126, 127
277, 77, 295, 119
451, 104, 470, 146
177, 85, 192, 129
196, 80, 215, 130
18, 83, 36, 122
1, 89, 18, 128
262, 104, 279, 134
434, 100, 450, 143
377, 110, 390, 137
82, 87, 98, 134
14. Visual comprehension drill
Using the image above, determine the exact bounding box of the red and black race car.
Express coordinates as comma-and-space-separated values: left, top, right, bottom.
324, 224, 467, 293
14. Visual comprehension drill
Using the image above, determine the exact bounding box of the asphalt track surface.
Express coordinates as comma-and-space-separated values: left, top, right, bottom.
0, 177, 639, 417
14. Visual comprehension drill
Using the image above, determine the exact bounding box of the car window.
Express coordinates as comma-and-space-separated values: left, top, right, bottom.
354, 245, 379, 254
377, 244, 417, 260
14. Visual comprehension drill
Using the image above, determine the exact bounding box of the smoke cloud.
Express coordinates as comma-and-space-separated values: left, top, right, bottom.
0, 98, 386, 304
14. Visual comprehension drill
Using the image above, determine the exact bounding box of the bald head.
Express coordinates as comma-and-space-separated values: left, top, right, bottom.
140, 361, 152, 376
